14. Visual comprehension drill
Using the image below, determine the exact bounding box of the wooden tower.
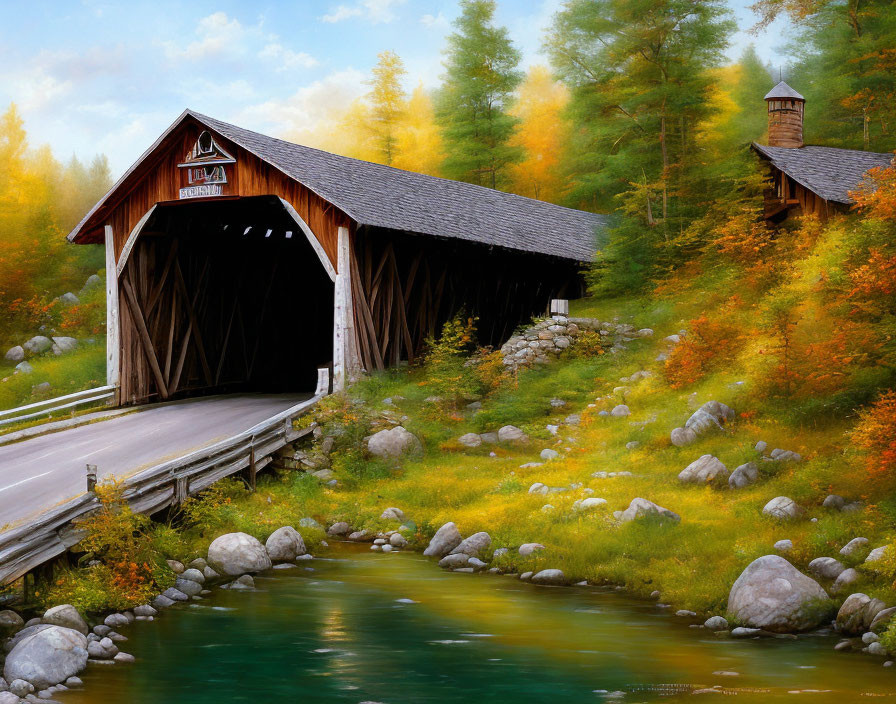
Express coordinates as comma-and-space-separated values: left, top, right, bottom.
765, 81, 805, 148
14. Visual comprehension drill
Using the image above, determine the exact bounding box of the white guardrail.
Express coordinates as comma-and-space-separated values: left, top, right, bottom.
0, 393, 321, 585
0, 386, 116, 429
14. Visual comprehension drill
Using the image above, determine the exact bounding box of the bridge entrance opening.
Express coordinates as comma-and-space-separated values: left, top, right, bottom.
116, 195, 334, 405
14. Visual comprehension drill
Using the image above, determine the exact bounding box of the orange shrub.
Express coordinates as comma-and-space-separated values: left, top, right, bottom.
851, 165, 896, 221
663, 315, 743, 388
853, 390, 896, 485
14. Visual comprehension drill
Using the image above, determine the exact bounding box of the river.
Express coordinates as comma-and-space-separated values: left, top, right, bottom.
61, 543, 894, 703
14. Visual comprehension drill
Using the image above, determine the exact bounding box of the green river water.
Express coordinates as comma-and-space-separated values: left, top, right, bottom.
61, 543, 894, 703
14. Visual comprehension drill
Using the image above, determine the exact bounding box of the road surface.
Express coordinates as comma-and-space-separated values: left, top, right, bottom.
0, 393, 308, 530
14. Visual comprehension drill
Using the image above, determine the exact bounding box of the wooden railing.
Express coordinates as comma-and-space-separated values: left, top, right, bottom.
0, 386, 116, 430
0, 394, 320, 585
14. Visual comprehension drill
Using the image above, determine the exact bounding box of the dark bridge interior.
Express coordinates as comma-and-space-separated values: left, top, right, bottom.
118, 196, 333, 405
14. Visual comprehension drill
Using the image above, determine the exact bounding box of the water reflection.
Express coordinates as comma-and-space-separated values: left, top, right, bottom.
58, 544, 894, 703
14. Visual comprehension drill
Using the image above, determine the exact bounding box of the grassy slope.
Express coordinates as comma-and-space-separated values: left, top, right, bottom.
0, 343, 106, 412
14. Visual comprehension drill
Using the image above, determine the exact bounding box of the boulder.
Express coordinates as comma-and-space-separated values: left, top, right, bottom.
497, 425, 528, 443
58, 292, 79, 306
367, 427, 422, 458
531, 569, 568, 585
704, 616, 728, 631
755, 440, 768, 453
422, 522, 462, 557
380, 507, 406, 522
610, 405, 630, 417
265, 526, 306, 562
0, 692, 19, 704
207, 532, 272, 576
727, 555, 830, 632
3, 625, 88, 689
327, 522, 352, 537
678, 455, 728, 485
823, 494, 846, 510
180, 568, 205, 585
808, 557, 846, 580
23, 336, 52, 355
0, 610, 24, 637
840, 537, 869, 556
14, 361, 33, 375
871, 607, 896, 634
865, 546, 889, 563
617, 498, 680, 523
831, 568, 859, 595
518, 543, 545, 557
4, 346, 24, 363
458, 433, 482, 448
51, 337, 78, 355
770, 448, 802, 462
762, 497, 804, 520
389, 533, 408, 548
82, 274, 102, 292
729, 462, 759, 489
540, 449, 560, 461
836, 593, 887, 635
174, 578, 202, 597
573, 497, 607, 511
41, 606, 88, 636
103, 614, 129, 628
449, 532, 491, 557
438, 554, 470, 569
670, 427, 697, 447
773, 539, 793, 553
684, 401, 735, 435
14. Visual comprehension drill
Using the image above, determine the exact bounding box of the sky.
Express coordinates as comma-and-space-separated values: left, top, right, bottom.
0, 0, 793, 176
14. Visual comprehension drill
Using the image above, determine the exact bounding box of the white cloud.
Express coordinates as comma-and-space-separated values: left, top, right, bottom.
321, 0, 406, 25
167, 12, 247, 62
258, 43, 319, 71
420, 12, 449, 30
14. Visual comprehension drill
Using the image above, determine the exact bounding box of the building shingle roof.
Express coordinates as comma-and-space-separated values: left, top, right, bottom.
752, 142, 894, 204
68, 110, 606, 262
764, 81, 805, 101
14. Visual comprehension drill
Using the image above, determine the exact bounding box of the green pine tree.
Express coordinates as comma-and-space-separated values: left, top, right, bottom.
436, 0, 523, 190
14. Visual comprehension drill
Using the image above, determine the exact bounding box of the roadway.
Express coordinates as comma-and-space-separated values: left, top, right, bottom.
0, 393, 308, 531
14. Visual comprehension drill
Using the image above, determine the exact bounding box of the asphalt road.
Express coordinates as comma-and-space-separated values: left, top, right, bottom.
0, 393, 308, 530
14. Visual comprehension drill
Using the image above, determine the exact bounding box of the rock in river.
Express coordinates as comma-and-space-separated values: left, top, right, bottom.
449, 532, 491, 557
531, 569, 568, 585
41, 606, 88, 636
207, 532, 272, 576
3, 625, 88, 689
423, 522, 462, 557
265, 526, 306, 562
727, 555, 829, 632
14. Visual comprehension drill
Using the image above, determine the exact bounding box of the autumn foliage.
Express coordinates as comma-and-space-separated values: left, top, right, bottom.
664, 315, 743, 388
853, 390, 896, 486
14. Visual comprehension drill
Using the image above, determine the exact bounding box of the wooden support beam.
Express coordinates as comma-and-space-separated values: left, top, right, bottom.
173, 260, 213, 387
333, 225, 355, 390
121, 273, 169, 399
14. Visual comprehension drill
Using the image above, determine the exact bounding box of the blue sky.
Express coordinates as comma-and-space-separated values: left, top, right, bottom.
0, 0, 793, 176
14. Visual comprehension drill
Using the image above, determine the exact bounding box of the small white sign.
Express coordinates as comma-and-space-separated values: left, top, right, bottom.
179, 184, 222, 199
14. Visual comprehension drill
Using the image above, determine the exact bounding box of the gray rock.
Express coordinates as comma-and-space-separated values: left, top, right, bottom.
389, 533, 408, 548
23, 336, 52, 355
348, 530, 373, 542
704, 616, 728, 631
166, 560, 185, 574
831, 568, 860, 595
161, 588, 188, 602
573, 497, 607, 511
311, 469, 334, 481
438, 554, 470, 569
497, 425, 528, 443
762, 496, 804, 520
82, 274, 102, 292
103, 614, 129, 628
41, 606, 87, 636
618, 498, 680, 523
207, 533, 272, 576
842, 501, 863, 513
678, 455, 728, 485
468, 557, 487, 571
58, 293, 79, 306
610, 405, 630, 417
458, 433, 482, 448
449, 532, 491, 557
808, 557, 846, 580
867, 641, 888, 656
863, 631, 880, 644
151, 595, 175, 609
727, 555, 830, 632
327, 522, 352, 537
174, 579, 202, 597
132, 605, 156, 618
367, 427, 422, 458
531, 569, 567, 585
837, 593, 887, 635
823, 494, 846, 510
625, 441, 640, 450
380, 507, 406, 521
422, 522, 462, 557
4, 346, 24, 363
729, 462, 759, 489
9, 679, 33, 697
871, 607, 896, 634
113, 652, 135, 664
684, 401, 735, 435
202, 566, 220, 581
64, 676, 82, 687
297, 518, 321, 530
866, 546, 889, 563
774, 539, 793, 553
670, 427, 697, 447
840, 537, 869, 556
480, 432, 499, 444
755, 440, 768, 453
265, 526, 306, 562
676, 610, 697, 617
3, 626, 88, 689
50, 337, 77, 355
0, 693, 18, 704
518, 543, 545, 556
180, 568, 205, 585
92, 626, 110, 637
14, 361, 33, 375
770, 448, 802, 462
540, 448, 560, 461
0, 611, 24, 637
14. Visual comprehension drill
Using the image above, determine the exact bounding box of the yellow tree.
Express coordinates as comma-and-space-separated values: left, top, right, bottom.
367, 50, 408, 165
392, 84, 444, 176
507, 66, 569, 203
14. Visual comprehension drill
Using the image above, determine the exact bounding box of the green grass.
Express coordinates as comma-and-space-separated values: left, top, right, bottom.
0, 343, 106, 412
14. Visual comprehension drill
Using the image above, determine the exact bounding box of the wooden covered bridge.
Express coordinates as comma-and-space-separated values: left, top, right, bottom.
68, 110, 606, 405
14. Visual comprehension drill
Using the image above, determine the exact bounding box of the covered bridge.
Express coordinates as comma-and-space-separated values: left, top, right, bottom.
68, 110, 606, 406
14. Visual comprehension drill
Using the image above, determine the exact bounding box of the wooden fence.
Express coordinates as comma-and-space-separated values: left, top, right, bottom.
0, 395, 319, 585
0, 386, 117, 430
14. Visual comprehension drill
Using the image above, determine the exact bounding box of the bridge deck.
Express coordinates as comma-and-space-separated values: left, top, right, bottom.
0, 393, 309, 531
